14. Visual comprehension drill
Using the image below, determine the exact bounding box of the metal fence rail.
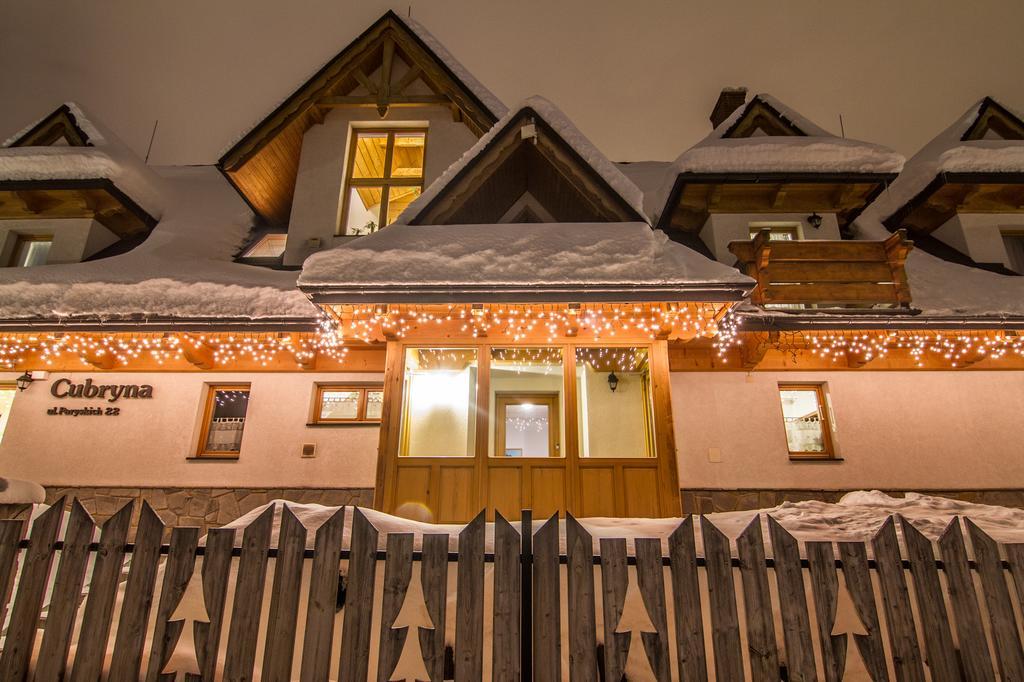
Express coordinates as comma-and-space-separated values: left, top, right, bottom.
0, 497, 1021, 681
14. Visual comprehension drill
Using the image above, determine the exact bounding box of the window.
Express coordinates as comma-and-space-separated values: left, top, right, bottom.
575, 347, 655, 458
314, 384, 384, 423
1001, 231, 1024, 274
490, 347, 564, 457
0, 385, 14, 444
241, 234, 287, 258
778, 384, 835, 458
197, 385, 250, 456
9, 235, 52, 267
750, 224, 800, 241
399, 347, 477, 457
340, 129, 426, 235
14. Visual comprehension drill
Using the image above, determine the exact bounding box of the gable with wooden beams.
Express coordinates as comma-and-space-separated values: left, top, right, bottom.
5, 104, 93, 148
407, 107, 645, 225
218, 11, 503, 226
961, 97, 1024, 141
721, 96, 808, 138
658, 172, 894, 234
0, 179, 156, 238
883, 172, 1024, 236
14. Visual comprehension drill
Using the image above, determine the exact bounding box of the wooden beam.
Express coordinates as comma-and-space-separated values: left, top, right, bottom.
317, 95, 449, 108
392, 64, 422, 95
182, 342, 215, 370
83, 349, 116, 370
377, 36, 395, 117
771, 185, 787, 209
352, 68, 378, 95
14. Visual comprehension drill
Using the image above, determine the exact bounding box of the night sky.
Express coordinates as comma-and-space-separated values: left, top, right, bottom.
2, 0, 1021, 165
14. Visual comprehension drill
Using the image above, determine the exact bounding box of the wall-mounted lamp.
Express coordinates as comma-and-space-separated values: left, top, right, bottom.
807, 212, 823, 230
15, 372, 34, 391
607, 371, 619, 393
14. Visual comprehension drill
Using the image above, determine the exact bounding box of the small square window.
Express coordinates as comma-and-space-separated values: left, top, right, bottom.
750, 224, 800, 241
197, 385, 250, 456
778, 384, 835, 458
9, 235, 52, 267
313, 385, 384, 424
242, 234, 287, 258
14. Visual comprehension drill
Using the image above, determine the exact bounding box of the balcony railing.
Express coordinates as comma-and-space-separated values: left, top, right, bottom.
729, 229, 914, 308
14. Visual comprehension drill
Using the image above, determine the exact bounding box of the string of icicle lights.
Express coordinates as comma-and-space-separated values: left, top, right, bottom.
0, 326, 349, 370
335, 303, 725, 343
712, 315, 1024, 368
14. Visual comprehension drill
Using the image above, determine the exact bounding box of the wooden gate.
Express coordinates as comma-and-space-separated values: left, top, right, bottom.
0, 498, 1023, 680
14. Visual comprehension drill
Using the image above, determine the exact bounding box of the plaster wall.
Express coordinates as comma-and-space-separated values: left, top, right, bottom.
699, 212, 842, 263
671, 370, 1024, 491
0, 219, 118, 265
933, 213, 1024, 269
0, 371, 383, 488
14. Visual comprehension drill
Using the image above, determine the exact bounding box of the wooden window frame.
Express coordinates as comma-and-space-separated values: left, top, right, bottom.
195, 384, 251, 458
8, 234, 53, 267
312, 384, 385, 425
495, 391, 561, 459
777, 383, 836, 459
338, 128, 427, 236
749, 223, 801, 241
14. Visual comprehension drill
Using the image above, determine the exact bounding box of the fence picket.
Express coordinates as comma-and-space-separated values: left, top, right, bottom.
938, 520, 994, 682
262, 505, 308, 681
635, 537, 671, 682
837, 541, 890, 682
222, 503, 275, 682
898, 516, 960, 682
737, 517, 779, 682
1005, 543, 1024, 631
455, 511, 486, 682
699, 516, 743, 682
565, 514, 597, 682
339, 508, 379, 682
0, 518, 25, 635
35, 499, 95, 682
767, 517, 816, 682
197, 527, 236, 682
493, 515, 520, 682
805, 541, 847, 682
0, 498, 64, 681
108, 502, 165, 682
299, 506, 346, 682
533, 513, 561, 682
377, 532, 414, 682
669, 517, 708, 682
599, 537, 629, 682
872, 516, 926, 682
69, 501, 133, 682
147, 525, 201, 682
422, 532, 450, 682
966, 519, 1024, 680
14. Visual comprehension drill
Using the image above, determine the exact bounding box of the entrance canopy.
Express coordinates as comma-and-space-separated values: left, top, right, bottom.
298, 221, 752, 304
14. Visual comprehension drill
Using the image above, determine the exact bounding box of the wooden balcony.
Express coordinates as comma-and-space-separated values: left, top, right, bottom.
728, 230, 914, 308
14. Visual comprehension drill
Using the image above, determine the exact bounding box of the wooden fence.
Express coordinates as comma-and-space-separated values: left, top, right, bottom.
0, 498, 1023, 680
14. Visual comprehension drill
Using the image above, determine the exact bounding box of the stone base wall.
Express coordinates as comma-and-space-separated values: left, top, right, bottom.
38, 486, 376, 535
680, 488, 1024, 515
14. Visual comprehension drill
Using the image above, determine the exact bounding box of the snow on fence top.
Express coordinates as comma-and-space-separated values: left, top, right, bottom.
392, 96, 648, 225
298, 221, 751, 289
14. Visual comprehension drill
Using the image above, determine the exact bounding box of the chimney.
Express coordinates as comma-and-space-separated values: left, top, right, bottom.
710, 87, 748, 129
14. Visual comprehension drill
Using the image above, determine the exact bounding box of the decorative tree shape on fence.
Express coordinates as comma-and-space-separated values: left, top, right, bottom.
161, 569, 210, 681
390, 560, 434, 682
615, 568, 659, 680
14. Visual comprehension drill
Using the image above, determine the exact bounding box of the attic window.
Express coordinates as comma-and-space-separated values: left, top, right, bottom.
340, 129, 426, 236
8, 235, 52, 268
242, 234, 287, 258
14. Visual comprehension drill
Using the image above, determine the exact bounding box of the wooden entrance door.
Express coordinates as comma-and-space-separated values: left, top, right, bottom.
375, 341, 681, 522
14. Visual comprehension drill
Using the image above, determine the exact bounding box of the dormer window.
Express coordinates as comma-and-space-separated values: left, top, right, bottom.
340, 129, 426, 236
8, 235, 52, 268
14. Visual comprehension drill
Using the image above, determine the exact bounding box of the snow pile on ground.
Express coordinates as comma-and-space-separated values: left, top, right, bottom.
218, 490, 1024, 557
672, 137, 904, 175
0, 102, 165, 218
298, 221, 751, 289
393, 96, 648, 225
0, 166, 316, 321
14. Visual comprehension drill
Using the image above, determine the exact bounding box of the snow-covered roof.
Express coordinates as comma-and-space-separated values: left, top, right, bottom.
2, 102, 102, 148
396, 14, 507, 121
394, 96, 648, 225
866, 98, 1024, 224
0, 102, 164, 219
298, 221, 751, 302
0, 165, 316, 324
